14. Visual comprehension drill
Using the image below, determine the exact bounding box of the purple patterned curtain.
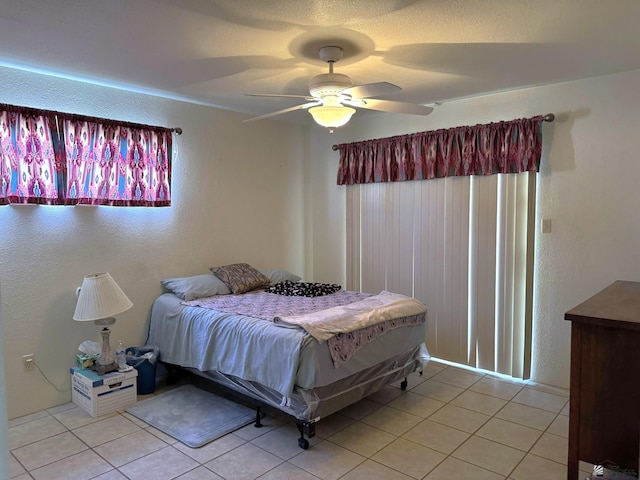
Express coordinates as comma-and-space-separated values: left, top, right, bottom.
337, 116, 543, 185
0, 103, 172, 207
63, 120, 171, 206
0, 105, 64, 204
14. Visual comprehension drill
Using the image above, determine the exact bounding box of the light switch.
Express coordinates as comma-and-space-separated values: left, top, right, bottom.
541, 219, 552, 234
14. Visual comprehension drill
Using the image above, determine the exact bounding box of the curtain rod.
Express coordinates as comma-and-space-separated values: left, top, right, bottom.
0, 102, 182, 135
331, 113, 555, 151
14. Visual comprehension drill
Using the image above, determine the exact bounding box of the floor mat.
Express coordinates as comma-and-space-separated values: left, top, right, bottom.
125, 384, 255, 448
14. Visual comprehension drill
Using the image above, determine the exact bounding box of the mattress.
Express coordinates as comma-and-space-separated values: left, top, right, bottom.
147, 293, 428, 402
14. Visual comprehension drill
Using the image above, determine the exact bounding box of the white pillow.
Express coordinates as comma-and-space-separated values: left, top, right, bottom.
260, 269, 302, 285
161, 274, 231, 300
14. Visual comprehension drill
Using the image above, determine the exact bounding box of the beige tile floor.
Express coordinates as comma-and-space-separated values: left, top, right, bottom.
7, 360, 593, 480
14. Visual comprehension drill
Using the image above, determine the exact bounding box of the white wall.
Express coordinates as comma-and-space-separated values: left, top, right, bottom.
0, 66, 308, 419
307, 69, 640, 389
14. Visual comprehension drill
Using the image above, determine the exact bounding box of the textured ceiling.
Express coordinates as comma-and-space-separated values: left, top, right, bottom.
1, 0, 639, 124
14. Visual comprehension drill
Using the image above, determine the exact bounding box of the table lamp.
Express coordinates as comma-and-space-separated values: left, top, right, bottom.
73, 273, 133, 374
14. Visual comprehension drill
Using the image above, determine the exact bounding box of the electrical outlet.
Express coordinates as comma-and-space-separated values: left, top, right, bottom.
22, 354, 35, 371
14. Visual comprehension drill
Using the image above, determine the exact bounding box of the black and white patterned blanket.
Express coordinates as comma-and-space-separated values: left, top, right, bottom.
265, 280, 342, 297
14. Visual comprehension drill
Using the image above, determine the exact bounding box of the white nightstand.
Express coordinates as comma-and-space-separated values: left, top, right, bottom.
70, 367, 138, 417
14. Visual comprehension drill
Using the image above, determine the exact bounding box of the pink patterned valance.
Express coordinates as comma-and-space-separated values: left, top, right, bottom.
0, 103, 173, 206
336, 116, 544, 185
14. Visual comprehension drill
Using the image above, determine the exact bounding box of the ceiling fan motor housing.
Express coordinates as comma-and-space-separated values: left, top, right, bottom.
309, 73, 353, 98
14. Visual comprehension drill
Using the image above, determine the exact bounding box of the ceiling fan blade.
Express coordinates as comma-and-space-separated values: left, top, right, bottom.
246, 93, 314, 100
357, 98, 434, 115
242, 101, 320, 123
341, 82, 401, 99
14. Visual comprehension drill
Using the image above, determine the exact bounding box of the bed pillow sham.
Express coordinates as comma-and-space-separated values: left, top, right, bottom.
260, 269, 302, 285
210, 263, 271, 294
161, 274, 231, 301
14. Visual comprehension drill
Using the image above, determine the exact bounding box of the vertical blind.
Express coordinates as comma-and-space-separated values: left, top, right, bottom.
340, 116, 544, 378
346, 173, 535, 378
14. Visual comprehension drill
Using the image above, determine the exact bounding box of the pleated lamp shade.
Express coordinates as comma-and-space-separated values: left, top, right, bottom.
73, 273, 133, 321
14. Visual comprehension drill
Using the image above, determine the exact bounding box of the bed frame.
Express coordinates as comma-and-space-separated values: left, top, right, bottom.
161, 344, 426, 449
147, 291, 429, 449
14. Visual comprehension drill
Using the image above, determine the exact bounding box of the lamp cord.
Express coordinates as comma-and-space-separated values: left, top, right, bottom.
34, 361, 70, 392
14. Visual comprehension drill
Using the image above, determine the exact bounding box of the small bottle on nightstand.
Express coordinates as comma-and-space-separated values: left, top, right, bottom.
115, 341, 127, 371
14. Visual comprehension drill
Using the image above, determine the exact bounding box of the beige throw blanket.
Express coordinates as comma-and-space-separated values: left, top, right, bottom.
274, 290, 427, 341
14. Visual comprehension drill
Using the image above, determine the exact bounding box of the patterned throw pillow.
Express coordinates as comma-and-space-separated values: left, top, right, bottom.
210, 263, 271, 294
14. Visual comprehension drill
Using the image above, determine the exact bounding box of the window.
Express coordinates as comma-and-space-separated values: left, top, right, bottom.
338, 116, 545, 378
0, 104, 175, 207
346, 173, 535, 378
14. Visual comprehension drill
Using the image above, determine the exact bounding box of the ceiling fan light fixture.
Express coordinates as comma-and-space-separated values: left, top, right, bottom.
245, 45, 434, 125
309, 105, 355, 128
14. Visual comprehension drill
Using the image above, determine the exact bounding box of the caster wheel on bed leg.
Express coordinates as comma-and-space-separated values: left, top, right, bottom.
296, 420, 311, 449
400, 378, 408, 390
298, 437, 309, 450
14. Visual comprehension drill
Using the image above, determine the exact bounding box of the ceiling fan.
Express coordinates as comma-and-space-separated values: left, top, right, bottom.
243, 46, 434, 129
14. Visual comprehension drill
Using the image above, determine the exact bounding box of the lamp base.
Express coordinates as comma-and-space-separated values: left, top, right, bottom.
95, 321, 118, 375
94, 361, 118, 375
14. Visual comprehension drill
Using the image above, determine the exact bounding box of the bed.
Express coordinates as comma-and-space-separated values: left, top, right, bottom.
146, 266, 429, 449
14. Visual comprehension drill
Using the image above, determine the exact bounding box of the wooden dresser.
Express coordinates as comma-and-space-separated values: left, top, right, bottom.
565, 280, 640, 480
